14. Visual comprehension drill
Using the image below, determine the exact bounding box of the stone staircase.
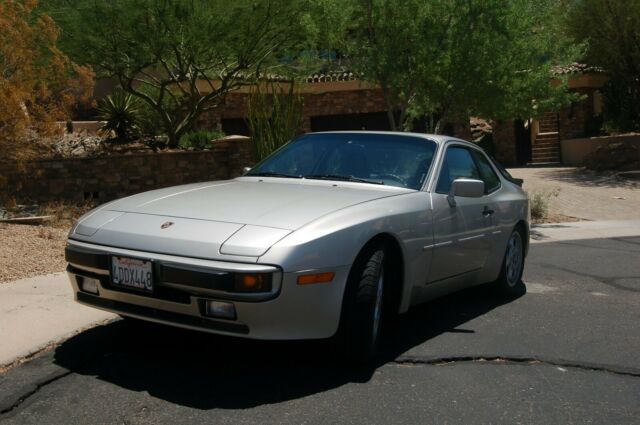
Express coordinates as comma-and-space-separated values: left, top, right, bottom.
531, 112, 561, 164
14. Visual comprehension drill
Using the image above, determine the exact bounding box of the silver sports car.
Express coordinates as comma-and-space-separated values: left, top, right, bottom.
66, 131, 529, 360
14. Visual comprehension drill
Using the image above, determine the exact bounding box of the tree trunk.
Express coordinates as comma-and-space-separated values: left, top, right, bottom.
166, 128, 179, 149
386, 109, 398, 132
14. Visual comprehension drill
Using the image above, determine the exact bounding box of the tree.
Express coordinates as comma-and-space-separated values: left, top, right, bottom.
48, 0, 311, 147
564, 0, 640, 131
335, 0, 582, 132
0, 0, 93, 161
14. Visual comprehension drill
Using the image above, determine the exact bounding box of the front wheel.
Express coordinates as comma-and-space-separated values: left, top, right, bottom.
336, 244, 386, 364
492, 227, 525, 295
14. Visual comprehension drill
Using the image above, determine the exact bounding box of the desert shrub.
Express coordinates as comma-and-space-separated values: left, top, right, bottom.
179, 129, 225, 150
97, 90, 141, 141
528, 188, 559, 220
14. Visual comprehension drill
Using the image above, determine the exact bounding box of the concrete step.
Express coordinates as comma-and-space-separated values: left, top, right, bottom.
532, 144, 560, 151
534, 141, 561, 148
534, 138, 560, 144
531, 155, 561, 163
532, 149, 560, 154
532, 149, 560, 156
539, 124, 558, 132
528, 160, 562, 166
536, 132, 559, 140
532, 148, 560, 155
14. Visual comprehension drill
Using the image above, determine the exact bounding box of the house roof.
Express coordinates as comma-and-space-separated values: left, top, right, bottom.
552, 63, 607, 75
304, 71, 359, 83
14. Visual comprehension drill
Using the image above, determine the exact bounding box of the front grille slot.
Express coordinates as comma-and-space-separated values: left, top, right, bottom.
76, 292, 250, 334
102, 278, 192, 304
160, 264, 234, 291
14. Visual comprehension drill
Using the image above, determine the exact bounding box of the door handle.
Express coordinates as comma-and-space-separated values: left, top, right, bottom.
482, 206, 495, 217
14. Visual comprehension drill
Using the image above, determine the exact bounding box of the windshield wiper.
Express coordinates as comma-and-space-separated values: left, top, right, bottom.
304, 174, 384, 185
247, 172, 302, 178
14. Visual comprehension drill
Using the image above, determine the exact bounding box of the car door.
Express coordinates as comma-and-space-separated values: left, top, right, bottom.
427, 144, 496, 283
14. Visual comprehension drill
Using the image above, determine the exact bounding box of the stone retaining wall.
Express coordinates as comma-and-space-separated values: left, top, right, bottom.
0, 138, 255, 203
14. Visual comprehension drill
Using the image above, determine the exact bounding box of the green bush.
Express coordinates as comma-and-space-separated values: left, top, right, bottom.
135, 85, 187, 138
178, 129, 225, 150
97, 90, 141, 141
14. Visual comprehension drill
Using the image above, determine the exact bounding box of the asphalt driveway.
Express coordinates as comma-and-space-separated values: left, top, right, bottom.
1, 235, 639, 424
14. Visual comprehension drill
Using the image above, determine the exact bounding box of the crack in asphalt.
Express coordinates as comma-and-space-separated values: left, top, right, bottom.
0, 369, 72, 417
537, 262, 640, 292
554, 239, 640, 253
3, 352, 639, 419
391, 355, 640, 377
610, 237, 640, 247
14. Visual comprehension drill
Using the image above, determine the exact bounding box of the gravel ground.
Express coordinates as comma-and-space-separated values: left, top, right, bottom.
508, 167, 640, 221
0, 224, 69, 283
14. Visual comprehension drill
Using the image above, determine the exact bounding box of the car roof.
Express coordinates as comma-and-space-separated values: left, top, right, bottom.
307, 130, 470, 146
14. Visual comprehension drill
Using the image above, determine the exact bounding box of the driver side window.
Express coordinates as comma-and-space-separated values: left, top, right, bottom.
435, 146, 481, 194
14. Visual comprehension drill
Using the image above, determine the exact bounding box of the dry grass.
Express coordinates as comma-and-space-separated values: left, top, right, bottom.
39, 200, 97, 228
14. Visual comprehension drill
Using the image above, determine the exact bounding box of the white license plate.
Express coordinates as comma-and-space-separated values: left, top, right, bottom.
111, 256, 153, 292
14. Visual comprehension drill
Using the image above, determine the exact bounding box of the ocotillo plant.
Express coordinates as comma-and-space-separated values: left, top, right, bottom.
247, 81, 304, 161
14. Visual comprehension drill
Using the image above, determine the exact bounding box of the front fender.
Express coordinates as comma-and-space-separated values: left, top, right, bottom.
259, 192, 433, 313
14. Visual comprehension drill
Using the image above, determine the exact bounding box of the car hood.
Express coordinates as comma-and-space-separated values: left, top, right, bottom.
70, 178, 407, 259
103, 178, 405, 230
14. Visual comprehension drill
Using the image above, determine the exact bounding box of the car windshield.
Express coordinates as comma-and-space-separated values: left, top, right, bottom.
246, 133, 438, 190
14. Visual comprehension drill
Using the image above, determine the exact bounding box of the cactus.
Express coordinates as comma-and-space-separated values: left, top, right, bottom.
247, 82, 304, 161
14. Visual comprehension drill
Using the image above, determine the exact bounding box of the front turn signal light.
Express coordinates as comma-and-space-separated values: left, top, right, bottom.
234, 273, 272, 292
297, 272, 335, 285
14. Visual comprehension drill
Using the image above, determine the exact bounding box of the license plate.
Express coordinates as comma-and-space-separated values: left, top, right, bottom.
111, 256, 153, 292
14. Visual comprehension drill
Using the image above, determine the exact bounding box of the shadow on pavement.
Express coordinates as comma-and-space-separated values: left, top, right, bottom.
53, 283, 525, 410
533, 168, 639, 189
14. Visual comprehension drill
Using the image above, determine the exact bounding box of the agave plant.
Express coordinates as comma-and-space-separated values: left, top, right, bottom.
97, 90, 141, 141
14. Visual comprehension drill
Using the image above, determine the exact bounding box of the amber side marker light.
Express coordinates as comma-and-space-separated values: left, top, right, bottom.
297, 272, 335, 285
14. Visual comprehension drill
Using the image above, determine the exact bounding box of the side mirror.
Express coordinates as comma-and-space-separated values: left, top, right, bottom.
447, 178, 485, 206
242, 166, 251, 174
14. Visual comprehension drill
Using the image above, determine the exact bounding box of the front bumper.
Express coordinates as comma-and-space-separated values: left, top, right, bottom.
66, 239, 350, 340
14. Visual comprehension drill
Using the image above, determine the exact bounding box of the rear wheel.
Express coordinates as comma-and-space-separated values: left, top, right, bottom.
336, 243, 386, 364
492, 227, 525, 295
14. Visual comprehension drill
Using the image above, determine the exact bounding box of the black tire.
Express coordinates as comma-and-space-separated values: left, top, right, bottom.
336, 243, 386, 364
492, 227, 526, 296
